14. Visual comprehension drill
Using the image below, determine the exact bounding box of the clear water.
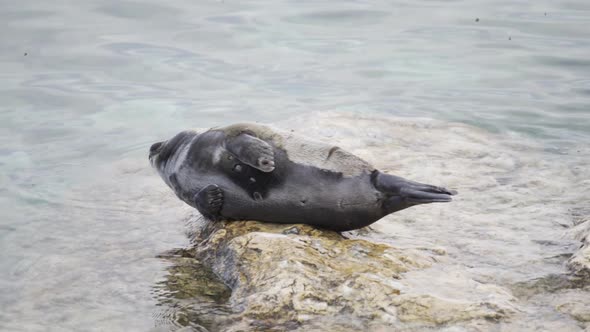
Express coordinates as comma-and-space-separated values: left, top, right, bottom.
1, 0, 589, 331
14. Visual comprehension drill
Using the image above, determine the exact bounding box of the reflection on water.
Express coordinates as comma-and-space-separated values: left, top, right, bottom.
153, 248, 231, 331
1, 0, 589, 331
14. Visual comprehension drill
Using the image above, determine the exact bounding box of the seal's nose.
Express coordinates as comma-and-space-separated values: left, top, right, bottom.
149, 141, 164, 158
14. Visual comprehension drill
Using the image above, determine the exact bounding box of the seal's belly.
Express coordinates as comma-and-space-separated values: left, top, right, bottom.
218, 166, 384, 231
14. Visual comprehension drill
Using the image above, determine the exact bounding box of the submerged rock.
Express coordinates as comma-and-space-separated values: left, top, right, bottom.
568, 220, 590, 277
160, 216, 516, 331
392, 294, 510, 324
556, 290, 590, 323
152, 249, 232, 331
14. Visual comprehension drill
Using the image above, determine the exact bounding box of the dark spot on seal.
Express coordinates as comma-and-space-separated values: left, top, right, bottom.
253, 192, 262, 201
233, 164, 242, 172
24, 52, 27, 56
475, 18, 479, 22
300, 198, 307, 206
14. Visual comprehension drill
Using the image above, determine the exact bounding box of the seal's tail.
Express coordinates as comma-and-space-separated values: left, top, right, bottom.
372, 172, 457, 214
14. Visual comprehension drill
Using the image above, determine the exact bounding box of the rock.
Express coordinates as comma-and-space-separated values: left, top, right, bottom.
558, 300, 590, 322
392, 294, 509, 324
552, 287, 590, 325
159, 216, 516, 331
568, 246, 590, 278
567, 220, 590, 277
192, 218, 431, 330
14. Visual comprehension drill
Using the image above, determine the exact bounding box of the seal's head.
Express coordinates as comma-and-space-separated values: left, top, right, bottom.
149, 131, 198, 170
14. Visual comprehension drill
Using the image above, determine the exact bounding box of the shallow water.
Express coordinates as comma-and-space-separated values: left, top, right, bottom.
1, 0, 589, 331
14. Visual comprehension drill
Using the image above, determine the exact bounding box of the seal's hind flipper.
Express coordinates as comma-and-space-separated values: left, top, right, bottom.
373, 171, 456, 214
226, 133, 275, 172
373, 172, 457, 196
194, 184, 224, 220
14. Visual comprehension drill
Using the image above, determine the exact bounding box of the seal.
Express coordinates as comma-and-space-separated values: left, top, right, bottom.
149, 123, 457, 231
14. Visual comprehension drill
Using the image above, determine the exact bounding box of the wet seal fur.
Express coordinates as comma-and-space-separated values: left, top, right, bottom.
149, 123, 457, 231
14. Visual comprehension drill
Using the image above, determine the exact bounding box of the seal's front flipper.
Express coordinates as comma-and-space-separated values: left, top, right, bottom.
194, 184, 224, 220
226, 133, 275, 172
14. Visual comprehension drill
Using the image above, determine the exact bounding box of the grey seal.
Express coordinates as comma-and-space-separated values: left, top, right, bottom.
149, 123, 456, 231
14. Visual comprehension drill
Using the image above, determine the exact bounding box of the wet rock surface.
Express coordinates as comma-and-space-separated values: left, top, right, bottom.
568, 219, 590, 278
557, 291, 590, 323
157, 216, 516, 331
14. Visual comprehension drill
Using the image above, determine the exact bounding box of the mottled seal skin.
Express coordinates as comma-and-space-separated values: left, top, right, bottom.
149, 123, 456, 232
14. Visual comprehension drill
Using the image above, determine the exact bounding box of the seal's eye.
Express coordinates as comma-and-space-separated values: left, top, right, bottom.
150, 142, 164, 157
